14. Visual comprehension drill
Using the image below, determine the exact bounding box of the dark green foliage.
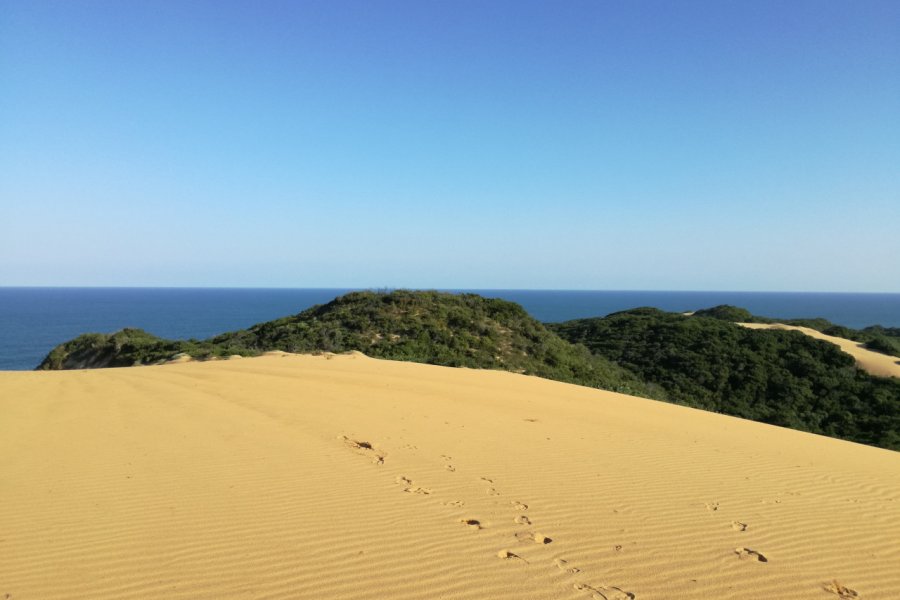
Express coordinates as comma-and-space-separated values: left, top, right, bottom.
550, 309, 900, 450
864, 326, 900, 337
865, 336, 900, 356
857, 327, 900, 357
693, 305, 900, 359
692, 305, 754, 322
36, 328, 254, 370
37, 290, 659, 398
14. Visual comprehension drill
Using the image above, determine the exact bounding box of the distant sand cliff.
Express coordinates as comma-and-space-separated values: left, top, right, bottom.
2, 354, 897, 599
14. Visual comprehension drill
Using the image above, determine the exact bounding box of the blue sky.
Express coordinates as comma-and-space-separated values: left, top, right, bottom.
1, 1, 898, 291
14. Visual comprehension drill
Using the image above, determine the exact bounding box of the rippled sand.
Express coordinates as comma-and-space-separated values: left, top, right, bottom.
2, 353, 898, 599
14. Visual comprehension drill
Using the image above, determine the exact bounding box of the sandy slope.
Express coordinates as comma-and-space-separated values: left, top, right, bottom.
739, 322, 900, 379
2, 354, 898, 600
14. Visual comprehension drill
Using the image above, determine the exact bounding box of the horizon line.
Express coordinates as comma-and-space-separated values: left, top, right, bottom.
1, 286, 899, 295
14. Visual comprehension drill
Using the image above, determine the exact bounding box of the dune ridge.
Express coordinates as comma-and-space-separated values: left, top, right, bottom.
2, 354, 899, 599
739, 322, 900, 379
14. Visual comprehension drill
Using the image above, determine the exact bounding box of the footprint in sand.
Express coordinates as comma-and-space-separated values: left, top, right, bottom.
445, 464, 456, 472
394, 475, 430, 495
514, 515, 531, 525
705, 502, 719, 512
339, 436, 371, 450
824, 580, 859, 599
573, 582, 635, 600
514, 531, 552, 544
497, 549, 529, 563
554, 558, 581, 574
734, 547, 767, 562
443, 500, 465, 507
731, 521, 748, 532
486, 488, 501, 496
511, 501, 528, 511
459, 518, 482, 530
339, 436, 385, 464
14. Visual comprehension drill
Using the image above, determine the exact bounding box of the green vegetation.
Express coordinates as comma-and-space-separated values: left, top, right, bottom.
38, 290, 659, 398
38, 293, 900, 450
692, 305, 753, 322
37, 328, 251, 370
693, 304, 900, 359
550, 308, 900, 450
864, 335, 900, 356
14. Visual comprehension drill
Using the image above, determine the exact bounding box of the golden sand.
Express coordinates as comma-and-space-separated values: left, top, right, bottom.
739, 323, 900, 379
2, 354, 898, 599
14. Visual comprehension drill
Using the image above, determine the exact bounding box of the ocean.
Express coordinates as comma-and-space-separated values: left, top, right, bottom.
2, 287, 899, 371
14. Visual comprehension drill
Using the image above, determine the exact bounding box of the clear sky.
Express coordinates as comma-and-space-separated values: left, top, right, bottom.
1, 1, 898, 291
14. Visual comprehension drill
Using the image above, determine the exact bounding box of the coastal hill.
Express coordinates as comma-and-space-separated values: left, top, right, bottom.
4, 353, 899, 599
38, 291, 900, 450
38, 290, 658, 398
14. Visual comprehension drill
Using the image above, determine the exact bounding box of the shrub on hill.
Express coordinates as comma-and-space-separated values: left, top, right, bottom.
865, 336, 899, 356
550, 308, 900, 450
692, 305, 754, 322
693, 305, 900, 359
38, 290, 660, 399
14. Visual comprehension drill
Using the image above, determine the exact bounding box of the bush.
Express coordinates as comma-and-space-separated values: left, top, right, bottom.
550, 308, 900, 450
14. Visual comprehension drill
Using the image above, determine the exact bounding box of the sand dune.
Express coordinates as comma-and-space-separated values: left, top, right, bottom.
739, 322, 900, 379
2, 354, 899, 599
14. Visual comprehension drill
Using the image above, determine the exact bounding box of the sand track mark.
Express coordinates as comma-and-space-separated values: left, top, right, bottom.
824, 580, 859, 599
515, 530, 552, 544
574, 582, 635, 600
394, 475, 430, 494
339, 435, 385, 464
553, 558, 581, 574
497, 549, 528, 562
734, 547, 767, 562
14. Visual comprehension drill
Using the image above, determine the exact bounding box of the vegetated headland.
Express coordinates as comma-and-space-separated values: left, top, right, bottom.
39, 290, 900, 450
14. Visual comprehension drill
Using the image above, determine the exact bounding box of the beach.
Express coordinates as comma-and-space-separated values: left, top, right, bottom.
2, 353, 898, 599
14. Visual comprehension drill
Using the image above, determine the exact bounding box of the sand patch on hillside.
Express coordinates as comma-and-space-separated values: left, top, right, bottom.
739, 322, 900, 378
1, 354, 898, 599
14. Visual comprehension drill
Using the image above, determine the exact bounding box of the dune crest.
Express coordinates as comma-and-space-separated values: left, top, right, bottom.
2, 354, 898, 599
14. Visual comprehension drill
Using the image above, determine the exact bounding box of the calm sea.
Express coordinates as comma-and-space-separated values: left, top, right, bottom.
2, 287, 899, 371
